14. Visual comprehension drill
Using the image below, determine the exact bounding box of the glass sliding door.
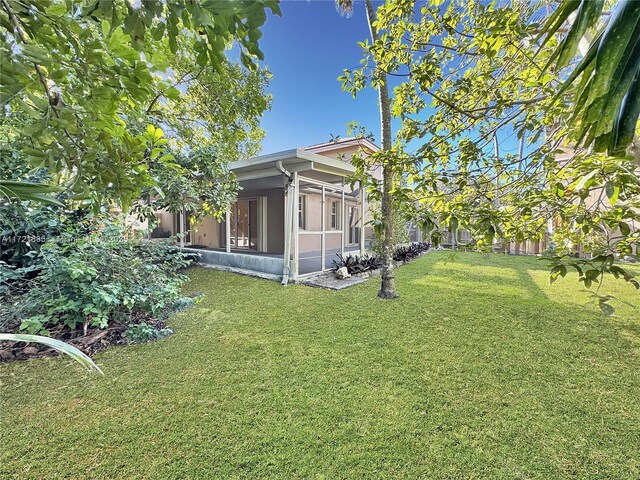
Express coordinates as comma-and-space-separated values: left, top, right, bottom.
227, 198, 258, 250
348, 206, 360, 245
249, 199, 258, 249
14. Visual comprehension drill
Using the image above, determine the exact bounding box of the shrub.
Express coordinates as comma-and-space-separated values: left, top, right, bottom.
2, 220, 195, 336
124, 323, 173, 343
393, 242, 431, 263
333, 253, 382, 275
332, 243, 431, 275
369, 202, 411, 256
0, 185, 91, 270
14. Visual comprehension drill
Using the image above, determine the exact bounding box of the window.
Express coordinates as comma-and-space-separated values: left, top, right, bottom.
298, 195, 306, 229
330, 200, 339, 229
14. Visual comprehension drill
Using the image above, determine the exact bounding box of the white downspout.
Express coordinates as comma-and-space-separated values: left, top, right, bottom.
179, 208, 185, 249
277, 161, 294, 285
292, 171, 299, 280
341, 182, 346, 255
321, 185, 326, 271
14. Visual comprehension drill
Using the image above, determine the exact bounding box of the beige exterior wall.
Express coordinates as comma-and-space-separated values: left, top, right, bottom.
156, 209, 176, 236
192, 215, 220, 249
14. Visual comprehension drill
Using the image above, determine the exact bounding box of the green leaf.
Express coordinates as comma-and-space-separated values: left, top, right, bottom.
604, 182, 620, 204
611, 67, 640, 154
21, 44, 51, 65
164, 87, 181, 100
45, 3, 67, 16
101, 19, 110, 38
0, 180, 64, 206
619, 221, 631, 236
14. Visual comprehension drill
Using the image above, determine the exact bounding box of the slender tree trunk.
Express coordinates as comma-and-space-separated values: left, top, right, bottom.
364, 0, 398, 299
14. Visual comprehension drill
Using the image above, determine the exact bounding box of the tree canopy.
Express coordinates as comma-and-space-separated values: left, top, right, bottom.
341, 0, 639, 303
0, 0, 279, 211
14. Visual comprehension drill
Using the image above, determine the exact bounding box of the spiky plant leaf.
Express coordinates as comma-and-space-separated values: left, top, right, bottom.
0, 180, 64, 206
0, 334, 103, 374
541, 0, 640, 155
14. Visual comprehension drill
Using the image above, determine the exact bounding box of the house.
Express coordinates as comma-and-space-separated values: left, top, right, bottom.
154, 138, 382, 283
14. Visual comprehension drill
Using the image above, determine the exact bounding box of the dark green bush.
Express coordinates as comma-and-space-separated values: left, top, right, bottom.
124, 323, 174, 343
393, 242, 431, 263
1, 219, 195, 336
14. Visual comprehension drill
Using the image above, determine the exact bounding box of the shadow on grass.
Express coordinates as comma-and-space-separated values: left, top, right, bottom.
403, 250, 640, 351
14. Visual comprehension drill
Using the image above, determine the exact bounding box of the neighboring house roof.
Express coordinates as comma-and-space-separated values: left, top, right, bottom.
303, 137, 380, 154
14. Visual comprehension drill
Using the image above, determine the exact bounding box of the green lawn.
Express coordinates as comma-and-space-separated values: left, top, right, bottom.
1, 252, 639, 479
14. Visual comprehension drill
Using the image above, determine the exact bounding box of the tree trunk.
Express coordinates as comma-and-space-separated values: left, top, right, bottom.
364, 0, 398, 299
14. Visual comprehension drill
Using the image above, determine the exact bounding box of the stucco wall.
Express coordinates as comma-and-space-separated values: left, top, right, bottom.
192, 215, 220, 249
298, 233, 321, 254
156, 210, 176, 236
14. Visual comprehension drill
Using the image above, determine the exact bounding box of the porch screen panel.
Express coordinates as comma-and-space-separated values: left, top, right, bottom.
296, 182, 325, 275
324, 231, 343, 271
295, 179, 353, 275
249, 199, 258, 249
297, 233, 322, 275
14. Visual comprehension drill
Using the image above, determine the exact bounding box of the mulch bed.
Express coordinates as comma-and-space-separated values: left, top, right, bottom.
1, 292, 204, 364
0, 316, 169, 363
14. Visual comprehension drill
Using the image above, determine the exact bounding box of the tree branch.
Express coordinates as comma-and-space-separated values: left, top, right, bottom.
146, 67, 205, 114
1, 0, 53, 105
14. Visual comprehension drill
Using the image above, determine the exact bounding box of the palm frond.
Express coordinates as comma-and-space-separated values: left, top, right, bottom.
0, 334, 103, 374
0, 180, 64, 206
540, 0, 640, 155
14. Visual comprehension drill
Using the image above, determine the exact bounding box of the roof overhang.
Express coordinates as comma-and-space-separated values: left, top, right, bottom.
230, 148, 356, 182
304, 137, 380, 155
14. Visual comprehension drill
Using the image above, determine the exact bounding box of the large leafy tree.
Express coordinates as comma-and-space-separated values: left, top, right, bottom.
0, 0, 279, 211
337, 0, 399, 299
139, 43, 272, 221
341, 0, 638, 306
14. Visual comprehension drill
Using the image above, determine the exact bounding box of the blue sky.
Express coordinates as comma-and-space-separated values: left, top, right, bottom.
256, 0, 383, 153
252, 0, 527, 159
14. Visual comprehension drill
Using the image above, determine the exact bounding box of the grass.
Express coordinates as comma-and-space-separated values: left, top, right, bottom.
1, 252, 639, 479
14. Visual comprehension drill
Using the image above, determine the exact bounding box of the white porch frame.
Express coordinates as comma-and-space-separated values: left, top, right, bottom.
294, 175, 363, 275
229, 148, 361, 283
177, 208, 191, 249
